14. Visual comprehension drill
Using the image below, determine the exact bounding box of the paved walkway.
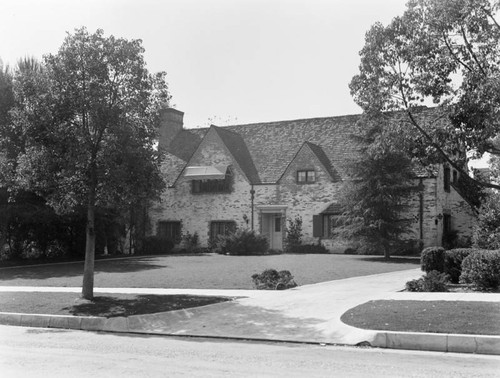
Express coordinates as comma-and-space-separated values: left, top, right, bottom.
1, 268, 500, 355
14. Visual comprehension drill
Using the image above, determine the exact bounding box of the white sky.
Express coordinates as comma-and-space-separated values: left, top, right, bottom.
1, 0, 407, 128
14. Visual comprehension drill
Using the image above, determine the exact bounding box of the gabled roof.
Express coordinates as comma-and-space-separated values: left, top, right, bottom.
164, 107, 445, 185
277, 141, 341, 183
212, 126, 260, 184
304, 142, 341, 182
167, 129, 202, 161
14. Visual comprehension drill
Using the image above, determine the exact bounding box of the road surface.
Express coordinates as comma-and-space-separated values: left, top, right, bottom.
1, 325, 499, 377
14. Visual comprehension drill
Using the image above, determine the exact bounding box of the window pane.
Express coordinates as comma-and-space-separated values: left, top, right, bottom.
307, 171, 316, 182
275, 216, 281, 232
297, 171, 306, 182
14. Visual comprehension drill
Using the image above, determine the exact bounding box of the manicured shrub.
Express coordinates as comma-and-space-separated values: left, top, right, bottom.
420, 246, 445, 273
444, 248, 476, 283
287, 243, 329, 254
178, 231, 202, 253
251, 269, 297, 290
405, 270, 449, 292
142, 236, 175, 255
460, 250, 500, 290
213, 229, 268, 255
284, 216, 303, 252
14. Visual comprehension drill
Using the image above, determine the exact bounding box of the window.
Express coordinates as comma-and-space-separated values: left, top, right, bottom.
452, 170, 458, 184
313, 214, 338, 238
297, 170, 316, 183
192, 168, 232, 194
210, 221, 236, 241
444, 167, 451, 192
158, 221, 181, 242
274, 216, 281, 232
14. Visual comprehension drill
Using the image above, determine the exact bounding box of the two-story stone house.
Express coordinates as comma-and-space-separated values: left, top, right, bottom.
149, 107, 477, 252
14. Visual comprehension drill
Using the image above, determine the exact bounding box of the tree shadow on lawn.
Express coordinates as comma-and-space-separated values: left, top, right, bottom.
65, 295, 232, 318
356, 256, 420, 265
0, 258, 167, 282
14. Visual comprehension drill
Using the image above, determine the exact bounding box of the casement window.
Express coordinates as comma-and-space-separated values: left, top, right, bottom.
190, 167, 233, 194
297, 170, 316, 184
209, 221, 236, 241
444, 167, 451, 192
158, 221, 181, 242
312, 214, 338, 238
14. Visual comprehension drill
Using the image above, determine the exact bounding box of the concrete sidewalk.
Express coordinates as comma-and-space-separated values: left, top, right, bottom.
1, 268, 500, 355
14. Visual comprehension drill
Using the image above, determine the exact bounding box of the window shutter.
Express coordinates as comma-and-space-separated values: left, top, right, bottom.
312, 215, 323, 237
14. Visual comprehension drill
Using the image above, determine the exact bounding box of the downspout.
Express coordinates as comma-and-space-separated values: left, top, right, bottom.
250, 186, 255, 231
419, 179, 424, 248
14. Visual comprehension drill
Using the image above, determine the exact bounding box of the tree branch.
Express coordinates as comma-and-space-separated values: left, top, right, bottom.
460, 26, 488, 77
405, 109, 500, 190
442, 32, 474, 73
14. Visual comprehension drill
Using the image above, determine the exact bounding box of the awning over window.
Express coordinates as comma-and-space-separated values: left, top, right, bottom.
184, 165, 229, 180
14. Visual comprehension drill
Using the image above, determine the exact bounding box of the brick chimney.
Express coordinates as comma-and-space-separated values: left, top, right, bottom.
158, 107, 184, 151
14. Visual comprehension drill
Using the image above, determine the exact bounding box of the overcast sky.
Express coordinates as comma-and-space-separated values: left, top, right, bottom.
1, 0, 407, 128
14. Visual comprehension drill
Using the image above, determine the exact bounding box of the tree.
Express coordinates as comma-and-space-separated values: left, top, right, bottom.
0, 60, 15, 252
336, 120, 418, 259
10, 28, 169, 299
350, 0, 500, 190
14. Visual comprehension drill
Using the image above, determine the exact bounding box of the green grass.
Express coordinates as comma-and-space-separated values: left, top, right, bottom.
0, 254, 419, 289
341, 300, 500, 335
0, 292, 232, 318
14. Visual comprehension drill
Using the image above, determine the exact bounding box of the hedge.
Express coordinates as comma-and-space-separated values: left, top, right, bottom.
444, 248, 476, 284
460, 250, 500, 290
421, 246, 445, 273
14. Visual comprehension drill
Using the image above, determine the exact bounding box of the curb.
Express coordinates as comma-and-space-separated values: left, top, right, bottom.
2, 312, 500, 355
369, 330, 500, 355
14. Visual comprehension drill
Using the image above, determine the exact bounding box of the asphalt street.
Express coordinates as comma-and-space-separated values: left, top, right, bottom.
1, 325, 499, 377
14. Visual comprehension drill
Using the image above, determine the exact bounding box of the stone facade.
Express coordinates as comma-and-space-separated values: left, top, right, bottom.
150, 108, 477, 252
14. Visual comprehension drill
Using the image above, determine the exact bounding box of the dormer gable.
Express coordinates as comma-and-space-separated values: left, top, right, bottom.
277, 141, 341, 184
172, 126, 259, 187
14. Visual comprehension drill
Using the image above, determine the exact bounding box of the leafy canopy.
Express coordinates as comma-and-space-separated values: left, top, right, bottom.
350, 0, 500, 189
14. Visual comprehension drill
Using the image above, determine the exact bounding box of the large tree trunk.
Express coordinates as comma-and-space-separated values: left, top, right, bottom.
82, 167, 97, 300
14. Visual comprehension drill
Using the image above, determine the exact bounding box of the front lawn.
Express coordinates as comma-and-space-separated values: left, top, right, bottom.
341, 300, 500, 335
0, 254, 419, 289
0, 292, 232, 318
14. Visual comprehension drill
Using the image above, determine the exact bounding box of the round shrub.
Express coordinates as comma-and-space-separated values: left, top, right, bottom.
460, 250, 500, 290
444, 248, 477, 283
405, 270, 449, 292
251, 269, 297, 290
420, 246, 445, 273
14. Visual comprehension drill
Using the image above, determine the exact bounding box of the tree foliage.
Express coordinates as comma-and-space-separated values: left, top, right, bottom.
3, 28, 170, 298
472, 190, 500, 249
336, 119, 419, 259
350, 0, 500, 190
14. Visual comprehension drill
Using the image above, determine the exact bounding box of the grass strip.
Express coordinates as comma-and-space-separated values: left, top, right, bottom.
341, 300, 500, 335
0, 292, 232, 318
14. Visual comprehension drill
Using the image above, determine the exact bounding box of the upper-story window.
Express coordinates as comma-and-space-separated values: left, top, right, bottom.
444, 166, 451, 192
297, 170, 316, 184
187, 166, 233, 194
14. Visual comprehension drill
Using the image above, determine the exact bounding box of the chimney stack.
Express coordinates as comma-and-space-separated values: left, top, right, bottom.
158, 107, 184, 151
